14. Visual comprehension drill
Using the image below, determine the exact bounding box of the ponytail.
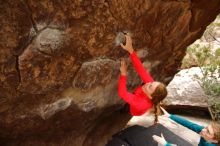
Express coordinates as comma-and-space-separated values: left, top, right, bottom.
154, 105, 158, 124
153, 104, 160, 124
151, 83, 167, 124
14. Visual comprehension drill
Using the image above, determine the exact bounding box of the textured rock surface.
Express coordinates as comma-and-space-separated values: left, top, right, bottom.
0, 0, 220, 145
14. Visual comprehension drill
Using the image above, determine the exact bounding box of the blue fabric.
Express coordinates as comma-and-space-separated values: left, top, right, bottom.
169, 115, 217, 146
198, 138, 217, 146
164, 142, 171, 146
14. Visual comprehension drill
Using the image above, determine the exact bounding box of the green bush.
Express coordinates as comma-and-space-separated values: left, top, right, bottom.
182, 19, 220, 120
209, 98, 220, 120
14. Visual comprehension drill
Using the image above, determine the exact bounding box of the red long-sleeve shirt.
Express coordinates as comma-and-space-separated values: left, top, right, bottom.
118, 51, 154, 116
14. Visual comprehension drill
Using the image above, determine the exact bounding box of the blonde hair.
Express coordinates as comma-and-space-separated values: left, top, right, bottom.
211, 121, 220, 142
151, 83, 167, 124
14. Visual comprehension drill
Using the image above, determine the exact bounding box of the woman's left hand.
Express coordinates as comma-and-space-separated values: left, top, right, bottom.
152, 134, 167, 145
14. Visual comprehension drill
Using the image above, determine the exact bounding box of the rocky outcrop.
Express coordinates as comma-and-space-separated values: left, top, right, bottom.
164, 67, 208, 107
162, 67, 210, 116
0, 0, 220, 145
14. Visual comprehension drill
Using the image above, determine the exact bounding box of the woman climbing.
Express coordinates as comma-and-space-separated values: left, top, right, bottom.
118, 34, 168, 123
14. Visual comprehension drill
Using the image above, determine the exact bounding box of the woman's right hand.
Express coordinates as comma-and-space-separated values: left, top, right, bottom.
160, 107, 170, 118
120, 35, 134, 54
120, 59, 127, 76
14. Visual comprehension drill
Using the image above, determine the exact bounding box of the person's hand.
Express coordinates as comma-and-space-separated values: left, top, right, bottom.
160, 106, 170, 118
120, 35, 134, 54
120, 59, 127, 76
158, 117, 178, 129
159, 107, 178, 129
152, 134, 167, 145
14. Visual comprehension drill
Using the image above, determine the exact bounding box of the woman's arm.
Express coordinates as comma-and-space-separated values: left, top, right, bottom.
160, 107, 204, 134
120, 35, 154, 83
130, 51, 154, 83
169, 115, 204, 134
118, 75, 136, 104
118, 60, 136, 104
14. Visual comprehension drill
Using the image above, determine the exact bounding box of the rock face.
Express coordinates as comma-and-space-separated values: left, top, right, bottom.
163, 67, 208, 113
0, 0, 220, 145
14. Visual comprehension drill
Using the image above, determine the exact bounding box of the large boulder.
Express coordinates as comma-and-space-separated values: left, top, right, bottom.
0, 0, 220, 145
163, 67, 209, 115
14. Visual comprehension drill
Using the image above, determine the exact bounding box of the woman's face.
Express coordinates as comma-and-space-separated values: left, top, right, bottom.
142, 82, 160, 98
200, 125, 218, 143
